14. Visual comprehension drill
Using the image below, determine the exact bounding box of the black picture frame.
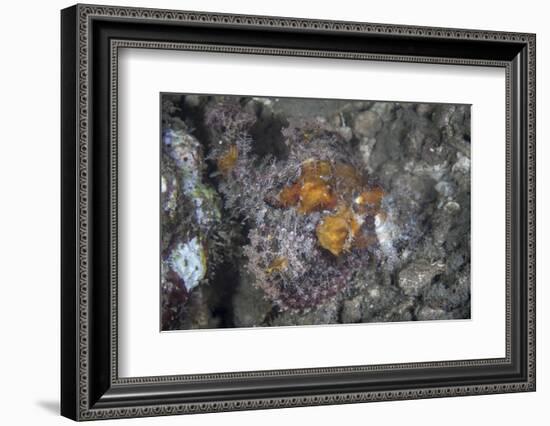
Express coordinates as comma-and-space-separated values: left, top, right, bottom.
61, 4, 536, 421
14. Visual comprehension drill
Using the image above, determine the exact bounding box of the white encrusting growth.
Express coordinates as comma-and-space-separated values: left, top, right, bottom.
169, 237, 206, 292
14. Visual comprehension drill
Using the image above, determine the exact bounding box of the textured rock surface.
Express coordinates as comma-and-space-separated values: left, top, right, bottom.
232, 270, 273, 328
398, 260, 445, 297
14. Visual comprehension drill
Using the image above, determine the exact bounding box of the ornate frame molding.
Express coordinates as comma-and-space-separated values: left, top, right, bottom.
61, 4, 536, 421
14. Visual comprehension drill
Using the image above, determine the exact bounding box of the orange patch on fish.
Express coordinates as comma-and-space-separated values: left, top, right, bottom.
266, 256, 289, 274
217, 145, 238, 176
354, 185, 385, 214
297, 178, 338, 213
277, 160, 337, 213
316, 207, 361, 256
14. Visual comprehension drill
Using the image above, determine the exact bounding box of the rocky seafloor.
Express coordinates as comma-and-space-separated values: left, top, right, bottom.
160, 94, 471, 331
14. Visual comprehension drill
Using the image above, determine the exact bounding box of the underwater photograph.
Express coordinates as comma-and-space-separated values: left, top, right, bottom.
160, 94, 471, 331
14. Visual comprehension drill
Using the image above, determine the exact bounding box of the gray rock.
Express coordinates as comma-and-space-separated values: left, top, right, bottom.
186, 287, 216, 329
358, 137, 377, 173
360, 284, 404, 322
416, 306, 454, 321
431, 200, 463, 248
423, 274, 470, 312
435, 180, 456, 199
271, 302, 340, 327
375, 161, 401, 188
398, 260, 445, 296
338, 125, 354, 142
367, 135, 394, 172
446, 252, 465, 273
372, 298, 416, 322
184, 94, 201, 108
432, 104, 456, 129
233, 271, 272, 328
370, 102, 395, 122
404, 127, 428, 158
416, 103, 435, 117
452, 152, 471, 175
391, 173, 437, 217
341, 297, 363, 323
353, 110, 383, 138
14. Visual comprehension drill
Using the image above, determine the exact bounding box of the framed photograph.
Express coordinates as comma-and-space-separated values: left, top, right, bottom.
61, 4, 536, 421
